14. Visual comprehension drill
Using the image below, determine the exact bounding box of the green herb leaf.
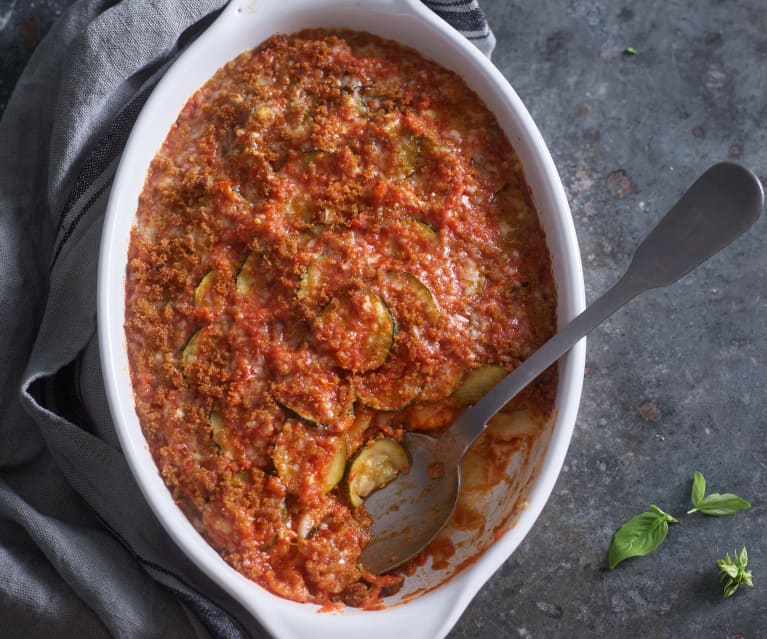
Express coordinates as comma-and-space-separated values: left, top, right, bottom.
649, 504, 680, 523
696, 493, 751, 516
690, 470, 706, 508
608, 505, 679, 569
687, 472, 751, 515
624, 46, 638, 56
717, 545, 753, 597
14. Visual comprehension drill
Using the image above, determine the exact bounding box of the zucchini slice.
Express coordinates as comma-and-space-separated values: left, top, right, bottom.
323, 438, 349, 492
402, 402, 457, 431
181, 327, 204, 368
297, 511, 330, 540
487, 409, 539, 440
450, 365, 507, 407
233, 470, 250, 484
401, 218, 438, 242
346, 438, 410, 508
285, 194, 313, 223
271, 431, 298, 491
297, 255, 329, 301
259, 534, 279, 552
396, 135, 418, 179
382, 270, 440, 324
272, 369, 355, 431
354, 352, 422, 411
417, 358, 465, 403
236, 250, 280, 299
313, 289, 395, 373
235, 252, 260, 294
296, 254, 343, 306
341, 86, 369, 116
193, 270, 215, 306
457, 258, 485, 298
344, 409, 374, 458
272, 420, 348, 494
209, 410, 235, 458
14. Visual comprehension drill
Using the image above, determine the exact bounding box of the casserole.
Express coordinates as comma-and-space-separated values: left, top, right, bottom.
98, 1, 586, 637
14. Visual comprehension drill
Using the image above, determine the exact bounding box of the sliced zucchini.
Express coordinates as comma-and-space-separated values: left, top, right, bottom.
460, 436, 491, 492
417, 359, 466, 403
252, 102, 275, 124
271, 435, 296, 491
342, 86, 369, 115
487, 409, 539, 440
297, 255, 328, 301
402, 402, 457, 431
209, 410, 235, 458
354, 353, 422, 411
297, 512, 328, 540
382, 270, 440, 324
450, 365, 507, 408
344, 409, 374, 457
313, 289, 395, 373
236, 251, 278, 297
235, 252, 259, 294
296, 224, 330, 254
272, 421, 347, 494
181, 327, 204, 368
193, 270, 215, 306
353, 91, 369, 115
396, 135, 418, 179
233, 470, 250, 483
260, 534, 278, 552
346, 438, 410, 508
285, 194, 313, 223
400, 218, 438, 242
296, 254, 342, 305
323, 438, 348, 492
272, 370, 355, 430
457, 258, 485, 298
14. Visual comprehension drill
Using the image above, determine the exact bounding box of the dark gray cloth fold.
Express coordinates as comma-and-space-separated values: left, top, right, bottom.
0, 1, 494, 637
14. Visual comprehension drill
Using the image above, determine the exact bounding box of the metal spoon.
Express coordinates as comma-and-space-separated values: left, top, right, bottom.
359, 162, 764, 575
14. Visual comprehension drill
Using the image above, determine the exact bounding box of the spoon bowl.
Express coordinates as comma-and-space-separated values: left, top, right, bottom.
360, 162, 764, 575
359, 432, 461, 574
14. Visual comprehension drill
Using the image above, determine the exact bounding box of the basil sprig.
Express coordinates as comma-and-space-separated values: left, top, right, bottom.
687, 470, 751, 516
718, 546, 753, 597
608, 471, 754, 585
608, 505, 679, 569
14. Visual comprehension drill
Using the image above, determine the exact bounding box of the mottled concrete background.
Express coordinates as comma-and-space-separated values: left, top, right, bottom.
2, 1, 765, 638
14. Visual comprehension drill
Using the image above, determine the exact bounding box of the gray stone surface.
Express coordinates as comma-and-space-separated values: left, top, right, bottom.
1, 1, 764, 638
451, 2, 766, 638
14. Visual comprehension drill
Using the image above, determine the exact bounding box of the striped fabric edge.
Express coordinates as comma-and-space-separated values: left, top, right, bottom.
420, 0, 496, 55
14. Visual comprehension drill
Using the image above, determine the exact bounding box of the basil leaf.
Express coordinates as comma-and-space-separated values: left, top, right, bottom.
722, 579, 740, 598
717, 545, 753, 597
608, 507, 677, 569
696, 493, 751, 516
740, 546, 749, 566
649, 504, 680, 523
690, 470, 706, 509
720, 563, 739, 579
687, 472, 750, 515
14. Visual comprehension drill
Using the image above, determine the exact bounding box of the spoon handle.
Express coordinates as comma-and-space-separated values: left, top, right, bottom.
456, 162, 764, 447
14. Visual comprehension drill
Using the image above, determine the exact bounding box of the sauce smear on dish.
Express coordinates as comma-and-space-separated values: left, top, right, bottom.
125, 29, 557, 607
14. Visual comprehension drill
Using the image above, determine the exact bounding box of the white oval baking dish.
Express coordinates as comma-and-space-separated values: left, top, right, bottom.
98, 1, 586, 637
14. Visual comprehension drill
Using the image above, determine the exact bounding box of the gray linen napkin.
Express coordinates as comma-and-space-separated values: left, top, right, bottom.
0, 1, 494, 637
